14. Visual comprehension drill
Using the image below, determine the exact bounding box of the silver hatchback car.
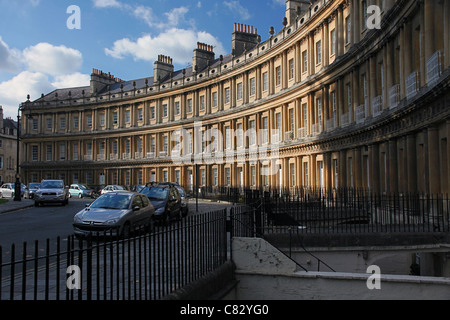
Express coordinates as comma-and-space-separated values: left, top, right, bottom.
73, 191, 155, 238
34, 180, 69, 206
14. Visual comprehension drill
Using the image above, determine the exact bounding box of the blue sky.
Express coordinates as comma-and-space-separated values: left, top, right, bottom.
0, 0, 287, 118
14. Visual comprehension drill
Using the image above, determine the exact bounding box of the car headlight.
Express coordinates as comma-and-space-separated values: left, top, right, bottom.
73, 215, 83, 224
155, 207, 165, 214
105, 218, 119, 225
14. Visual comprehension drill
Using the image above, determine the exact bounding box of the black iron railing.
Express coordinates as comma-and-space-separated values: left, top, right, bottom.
0, 209, 229, 301
1, 188, 449, 300
258, 191, 449, 234
196, 186, 449, 234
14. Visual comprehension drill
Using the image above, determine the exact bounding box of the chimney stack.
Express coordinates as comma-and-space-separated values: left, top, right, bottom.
285, 0, 311, 26
232, 23, 261, 57
192, 42, 215, 72
154, 55, 174, 83
90, 69, 123, 95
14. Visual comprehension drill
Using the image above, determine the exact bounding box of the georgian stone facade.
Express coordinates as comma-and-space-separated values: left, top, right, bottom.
20, 0, 450, 194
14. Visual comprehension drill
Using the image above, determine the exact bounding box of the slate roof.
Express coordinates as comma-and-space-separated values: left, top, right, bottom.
33, 53, 234, 103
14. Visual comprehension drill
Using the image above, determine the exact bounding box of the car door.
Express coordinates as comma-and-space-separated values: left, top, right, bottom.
173, 187, 181, 214
2, 185, 12, 198
130, 195, 144, 225
69, 185, 77, 197
168, 187, 181, 218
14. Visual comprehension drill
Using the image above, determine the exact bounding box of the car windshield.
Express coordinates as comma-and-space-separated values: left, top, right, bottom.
90, 193, 132, 210
40, 181, 64, 189
29, 183, 40, 189
79, 185, 87, 190
141, 187, 168, 201
177, 188, 185, 197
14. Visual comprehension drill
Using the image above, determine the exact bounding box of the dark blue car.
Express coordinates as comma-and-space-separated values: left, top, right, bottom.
140, 184, 182, 225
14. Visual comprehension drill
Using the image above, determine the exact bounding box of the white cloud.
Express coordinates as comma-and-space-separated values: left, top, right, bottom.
0, 37, 21, 73
0, 71, 54, 116
51, 73, 90, 89
105, 28, 226, 66
133, 6, 156, 28
92, 0, 122, 8
132, 5, 192, 29
223, 0, 251, 20
104, 4, 224, 68
23, 43, 83, 76
165, 7, 191, 28
0, 39, 88, 118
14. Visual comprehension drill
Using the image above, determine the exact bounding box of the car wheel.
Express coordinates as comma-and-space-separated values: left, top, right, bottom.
122, 223, 131, 238
148, 219, 155, 233
163, 213, 170, 226
34, 201, 40, 207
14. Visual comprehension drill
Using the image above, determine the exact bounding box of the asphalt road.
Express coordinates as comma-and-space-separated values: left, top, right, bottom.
0, 198, 234, 250
0, 198, 92, 249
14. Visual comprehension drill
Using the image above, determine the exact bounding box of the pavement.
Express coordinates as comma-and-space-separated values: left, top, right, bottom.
0, 198, 34, 214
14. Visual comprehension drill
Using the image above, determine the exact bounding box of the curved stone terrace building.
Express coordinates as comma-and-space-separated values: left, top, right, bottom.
20, 0, 450, 195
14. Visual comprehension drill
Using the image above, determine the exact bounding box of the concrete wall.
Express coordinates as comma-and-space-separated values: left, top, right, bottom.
287, 246, 450, 277
227, 238, 450, 300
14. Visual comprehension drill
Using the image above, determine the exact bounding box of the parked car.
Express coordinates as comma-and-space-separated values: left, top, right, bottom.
25, 183, 40, 199
73, 191, 155, 238
34, 180, 69, 206
131, 185, 145, 193
69, 184, 94, 198
177, 186, 189, 217
100, 185, 125, 195
0, 183, 25, 198
140, 184, 182, 225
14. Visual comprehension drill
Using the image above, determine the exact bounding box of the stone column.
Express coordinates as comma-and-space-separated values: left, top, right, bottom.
369, 55, 377, 116
308, 32, 315, 76
324, 152, 332, 190
402, 20, 412, 96
256, 66, 262, 100
352, 0, 360, 44
322, 85, 329, 128
339, 150, 347, 188
388, 139, 398, 193
338, 77, 344, 126
337, 5, 344, 57
406, 134, 418, 193
423, 0, 435, 61
351, 68, 359, 123
308, 93, 314, 135
427, 126, 441, 195
323, 19, 329, 67
445, 0, 450, 69
385, 41, 394, 104
353, 147, 362, 190
369, 144, 380, 194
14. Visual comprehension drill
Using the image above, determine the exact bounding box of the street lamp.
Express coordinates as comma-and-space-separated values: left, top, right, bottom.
14, 95, 29, 201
